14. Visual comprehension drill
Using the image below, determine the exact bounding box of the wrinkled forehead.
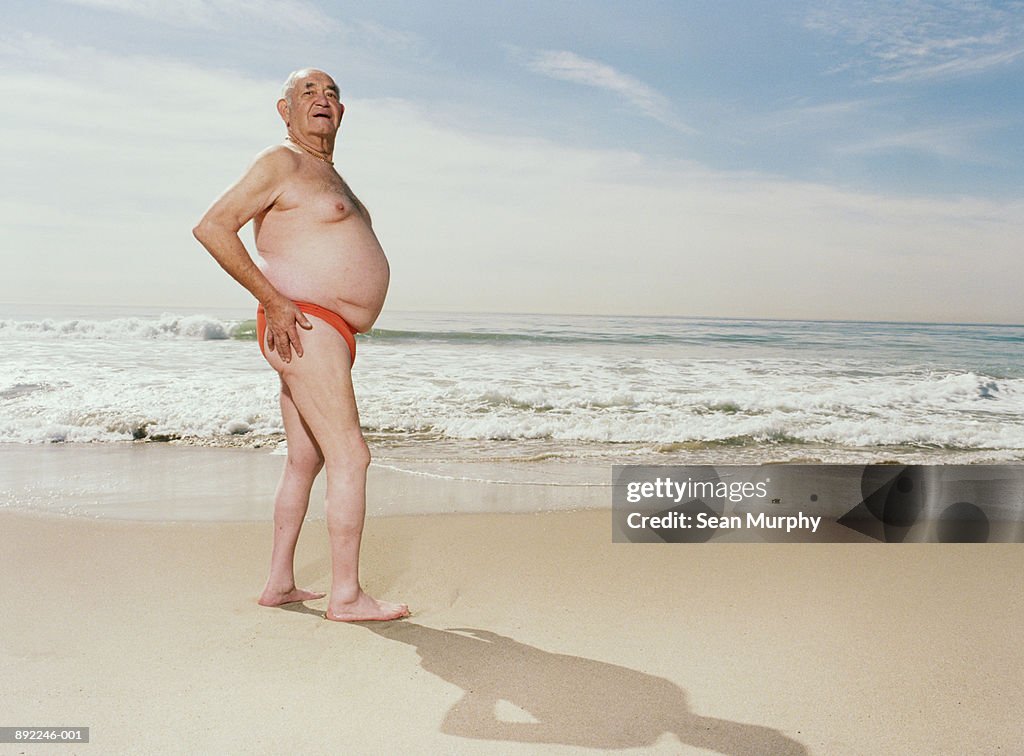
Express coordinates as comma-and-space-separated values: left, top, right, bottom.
283, 69, 340, 99
299, 72, 338, 93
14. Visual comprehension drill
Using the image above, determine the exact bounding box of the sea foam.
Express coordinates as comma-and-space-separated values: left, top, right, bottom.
2, 312, 1023, 462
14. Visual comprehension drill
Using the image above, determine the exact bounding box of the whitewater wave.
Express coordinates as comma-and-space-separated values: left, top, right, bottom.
0, 314, 251, 340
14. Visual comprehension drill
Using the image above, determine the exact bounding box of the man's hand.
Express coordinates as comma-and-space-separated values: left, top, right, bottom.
263, 295, 313, 362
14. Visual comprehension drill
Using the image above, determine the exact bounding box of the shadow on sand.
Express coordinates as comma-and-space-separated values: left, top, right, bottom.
361, 621, 807, 754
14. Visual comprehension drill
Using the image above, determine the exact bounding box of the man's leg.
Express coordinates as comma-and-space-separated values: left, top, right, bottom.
258, 378, 328, 606
268, 317, 408, 621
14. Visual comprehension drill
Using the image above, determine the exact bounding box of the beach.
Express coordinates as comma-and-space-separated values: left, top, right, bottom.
3, 308, 1024, 753
3, 445, 1023, 755
6, 0, 1024, 750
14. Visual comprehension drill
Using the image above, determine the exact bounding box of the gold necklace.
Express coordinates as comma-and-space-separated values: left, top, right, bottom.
287, 136, 333, 165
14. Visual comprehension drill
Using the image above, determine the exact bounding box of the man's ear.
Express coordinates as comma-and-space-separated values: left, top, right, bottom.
276, 98, 290, 126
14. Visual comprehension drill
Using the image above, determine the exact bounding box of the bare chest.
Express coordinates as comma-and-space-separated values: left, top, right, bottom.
277, 170, 363, 224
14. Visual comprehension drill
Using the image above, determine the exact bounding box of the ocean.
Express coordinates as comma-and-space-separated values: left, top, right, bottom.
2, 304, 1024, 481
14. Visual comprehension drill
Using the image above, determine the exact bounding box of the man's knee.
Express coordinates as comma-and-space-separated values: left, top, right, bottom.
325, 433, 371, 475
286, 450, 324, 477
344, 436, 372, 472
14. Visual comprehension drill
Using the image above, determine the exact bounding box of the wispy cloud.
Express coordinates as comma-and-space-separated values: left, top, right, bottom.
833, 122, 994, 161
806, 0, 1024, 82
750, 97, 881, 130
748, 96, 1006, 163
57, 0, 337, 31
518, 48, 694, 133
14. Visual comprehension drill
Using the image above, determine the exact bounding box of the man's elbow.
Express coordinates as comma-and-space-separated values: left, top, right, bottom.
192, 218, 217, 245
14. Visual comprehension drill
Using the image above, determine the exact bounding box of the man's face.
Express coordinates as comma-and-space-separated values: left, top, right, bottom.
280, 70, 344, 137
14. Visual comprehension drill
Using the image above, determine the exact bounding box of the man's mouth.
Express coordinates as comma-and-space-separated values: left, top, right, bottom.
313, 113, 330, 118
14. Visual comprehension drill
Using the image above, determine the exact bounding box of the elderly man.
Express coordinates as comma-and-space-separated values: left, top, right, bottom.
193, 68, 408, 622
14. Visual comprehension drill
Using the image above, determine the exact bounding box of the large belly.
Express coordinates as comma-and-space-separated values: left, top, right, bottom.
255, 221, 390, 333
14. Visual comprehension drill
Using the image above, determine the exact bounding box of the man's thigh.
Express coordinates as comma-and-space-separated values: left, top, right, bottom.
265, 318, 361, 453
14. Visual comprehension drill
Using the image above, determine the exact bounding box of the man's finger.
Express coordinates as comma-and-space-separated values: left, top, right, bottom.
288, 326, 304, 358
296, 312, 313, 330
277, 333, 292, 363
270, 328, 292, 363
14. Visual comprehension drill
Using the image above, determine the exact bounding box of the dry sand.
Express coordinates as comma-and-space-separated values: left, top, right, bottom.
2, 447, 1022, 754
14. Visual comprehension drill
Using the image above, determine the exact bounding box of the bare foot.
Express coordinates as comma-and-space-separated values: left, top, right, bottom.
325, 590, 410, 622
258, 586, 326, 607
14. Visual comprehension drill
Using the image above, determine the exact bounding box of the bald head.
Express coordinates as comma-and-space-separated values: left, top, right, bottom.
281, 68, 336, 105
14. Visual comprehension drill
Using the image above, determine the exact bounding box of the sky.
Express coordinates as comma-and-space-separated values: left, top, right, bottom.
1, 0, 1022, 323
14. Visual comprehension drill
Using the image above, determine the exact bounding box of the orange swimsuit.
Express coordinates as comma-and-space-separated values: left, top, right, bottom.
256, 300, 357, 364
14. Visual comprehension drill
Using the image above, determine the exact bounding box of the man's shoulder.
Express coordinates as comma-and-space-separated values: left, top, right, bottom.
248, 143, 302, 174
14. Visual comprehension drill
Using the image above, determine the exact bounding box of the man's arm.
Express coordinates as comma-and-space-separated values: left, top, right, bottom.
193, 147, 311, 362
